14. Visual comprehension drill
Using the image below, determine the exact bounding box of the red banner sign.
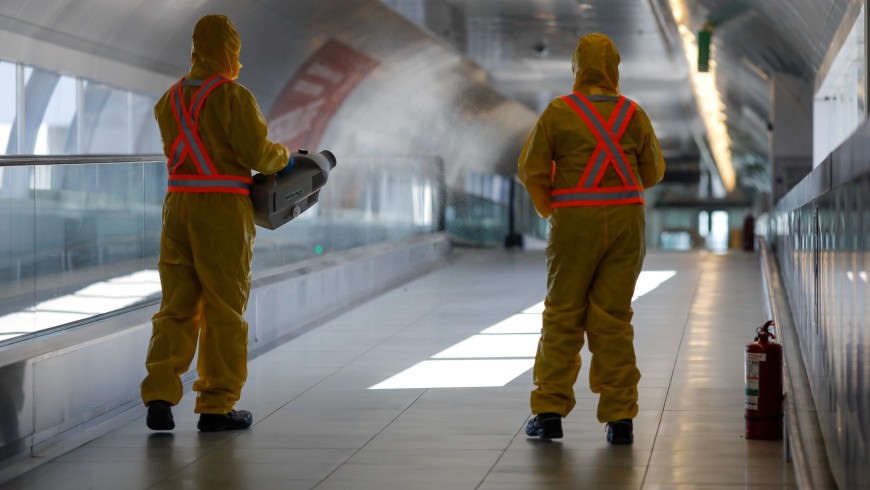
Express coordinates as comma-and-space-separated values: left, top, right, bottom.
268, 39, 380, 152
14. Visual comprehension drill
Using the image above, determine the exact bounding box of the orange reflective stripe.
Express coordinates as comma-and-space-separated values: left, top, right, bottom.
552, 196, 644, 208
168, 80, 212, 175
176, 81, 217, 176
167, 137, 185, 173
164, 77, 249, 195
598, 97, 630, 186
167, 76, 232, 176
565, 93, 638, 188
190, 75, 230, 125
549, 93, 644, 207
167, 186, 250, 196
168, 174, 252, 195
585, 146, 608, 188
552, 186, 644, 207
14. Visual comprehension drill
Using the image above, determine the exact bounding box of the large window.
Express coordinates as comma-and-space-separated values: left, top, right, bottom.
0, 58, 159, 156
0, 61, 15, 155
82, 81, 130, 153
38, 75, 77, 154
132, 93, 161, 153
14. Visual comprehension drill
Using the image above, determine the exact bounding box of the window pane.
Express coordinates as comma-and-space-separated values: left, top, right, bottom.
21, 67, 60, 155
0, 61, 16, 155
81, 80, 130, 153
132, 92, 160, 153
36, 75, 77, 155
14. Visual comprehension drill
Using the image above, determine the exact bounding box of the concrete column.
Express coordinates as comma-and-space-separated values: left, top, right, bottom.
770, 73, 813, 205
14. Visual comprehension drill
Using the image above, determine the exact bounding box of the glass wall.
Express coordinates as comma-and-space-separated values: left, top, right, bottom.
771, 131, 870, 490
254, 155, 443, 269
0, 154, 443, 345
447, 171, 514, 244
0, 58, 161, 157
0, 159, 159, 343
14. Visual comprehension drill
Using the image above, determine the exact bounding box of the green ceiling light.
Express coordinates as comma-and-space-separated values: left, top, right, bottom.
698, 23, 712, 72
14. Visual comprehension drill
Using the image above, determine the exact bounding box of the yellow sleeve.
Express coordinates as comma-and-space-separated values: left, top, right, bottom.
226, 86, 290, 175
634, 107, 666, 189
517, 111, 554, 218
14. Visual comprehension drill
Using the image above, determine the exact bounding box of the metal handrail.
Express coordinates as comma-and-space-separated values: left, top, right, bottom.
776, 118, 870, 215
0, 155, 165, 167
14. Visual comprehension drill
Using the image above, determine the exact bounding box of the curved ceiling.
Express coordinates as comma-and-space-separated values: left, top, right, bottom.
0, 0, 539, 187
391, 0, 861, 201
0, 0, 863, 203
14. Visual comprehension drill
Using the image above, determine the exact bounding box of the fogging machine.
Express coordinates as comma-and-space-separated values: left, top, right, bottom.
250, 149, 337, 230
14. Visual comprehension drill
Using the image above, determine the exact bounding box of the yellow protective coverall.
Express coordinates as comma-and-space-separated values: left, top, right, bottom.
141, 14, 290, 414
518, 33, 665, 423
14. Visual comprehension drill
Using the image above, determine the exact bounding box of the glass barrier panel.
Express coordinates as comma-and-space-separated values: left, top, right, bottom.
0, 161, 161, 342
0, 165, 36, 341
0, 154, 445, 344
446, 192, 509, 245
253, 155, 442, 270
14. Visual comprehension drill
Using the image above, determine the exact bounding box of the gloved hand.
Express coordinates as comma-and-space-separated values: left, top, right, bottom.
277, 156, 294, 176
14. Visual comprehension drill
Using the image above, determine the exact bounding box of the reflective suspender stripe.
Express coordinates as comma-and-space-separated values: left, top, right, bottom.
549, 93, 645, 207
565, 93, 638, 187
164, 76, 252, 195
557, 96, 632, 190
602, 98, 636, 185
168, 137, 185, 173
177, 81, 215, 175
170, 81, 212, 176
167, 75, 231, 176
190, 76, 229, 125
578, 144, 608, 189
168, 79, 205, 173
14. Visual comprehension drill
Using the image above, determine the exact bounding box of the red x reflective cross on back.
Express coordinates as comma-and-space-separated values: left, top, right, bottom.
166, 75, 252, 195
550, 93, 645, 207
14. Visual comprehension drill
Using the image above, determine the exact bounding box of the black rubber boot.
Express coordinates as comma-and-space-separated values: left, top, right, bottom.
197, 410, 254, 432
606, 418, 633, 444
525, 413, 563, 440
146, 400, 175, 431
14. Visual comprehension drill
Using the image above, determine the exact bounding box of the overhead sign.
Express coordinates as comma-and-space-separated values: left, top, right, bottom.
697, 27, 711, 72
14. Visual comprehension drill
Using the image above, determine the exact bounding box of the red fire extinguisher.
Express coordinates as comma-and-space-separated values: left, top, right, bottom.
745, 320, 783, 439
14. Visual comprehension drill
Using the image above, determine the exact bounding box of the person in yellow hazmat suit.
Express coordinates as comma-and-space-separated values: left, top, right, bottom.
519, 33, 665, 444
141, 14, 291, 432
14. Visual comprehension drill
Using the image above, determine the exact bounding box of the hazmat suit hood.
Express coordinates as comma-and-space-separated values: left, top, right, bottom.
572, 33, 619, 95
189, 14, 242, 80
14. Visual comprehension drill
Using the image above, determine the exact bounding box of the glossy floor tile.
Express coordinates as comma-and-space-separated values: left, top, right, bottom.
0, 249, 795, 489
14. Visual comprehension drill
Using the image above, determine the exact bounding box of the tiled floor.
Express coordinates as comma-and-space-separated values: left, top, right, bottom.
0, 248, 795, 489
